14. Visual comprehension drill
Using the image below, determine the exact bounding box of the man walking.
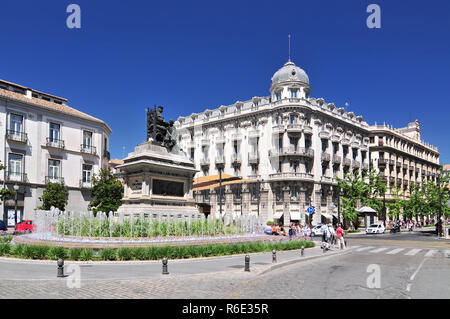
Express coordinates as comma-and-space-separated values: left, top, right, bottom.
336, 223, 345, 249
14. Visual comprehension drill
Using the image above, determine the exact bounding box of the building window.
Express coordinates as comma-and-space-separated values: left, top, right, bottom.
49, 122, 60, 142
190, 148, 194, 160
82, 164, 93, 186
275, 92, 281, 101
48, 159, 61, 182
83, 131, 93, 147
10, 114, 23, 133
290, 89, 297, 98
8, 153, 23, 181
290, 186, 298, 201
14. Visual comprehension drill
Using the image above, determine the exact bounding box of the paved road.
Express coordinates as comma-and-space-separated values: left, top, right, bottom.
0, 229, 448, 299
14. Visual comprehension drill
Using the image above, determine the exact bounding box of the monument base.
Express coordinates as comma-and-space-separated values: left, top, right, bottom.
117, 140, 201, 218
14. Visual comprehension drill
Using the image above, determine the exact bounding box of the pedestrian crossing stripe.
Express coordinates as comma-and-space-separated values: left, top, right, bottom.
355, 246, 375, 252
405, 249, 422, 256
369, 247, 389, 253
386, 248, 405, 255
424, 250, 437, 257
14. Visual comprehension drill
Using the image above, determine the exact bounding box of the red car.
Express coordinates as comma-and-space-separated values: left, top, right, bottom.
15, 220, 36, 233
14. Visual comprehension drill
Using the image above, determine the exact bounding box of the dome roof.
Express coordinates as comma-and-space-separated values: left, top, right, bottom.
271, 61, 309, 85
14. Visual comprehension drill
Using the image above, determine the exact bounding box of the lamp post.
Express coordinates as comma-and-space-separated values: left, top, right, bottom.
337, 186, 341, 226
219, 168, 223, 219
257, 179, 261, 218
427, 172, 442, 237
13, 184, 19, 227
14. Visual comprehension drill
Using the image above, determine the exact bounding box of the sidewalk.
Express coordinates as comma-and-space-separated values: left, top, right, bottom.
0, 242, 350, 281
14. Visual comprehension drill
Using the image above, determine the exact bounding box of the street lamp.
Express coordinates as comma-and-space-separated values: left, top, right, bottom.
13, 184, 19, 226
257, 179, 261, 218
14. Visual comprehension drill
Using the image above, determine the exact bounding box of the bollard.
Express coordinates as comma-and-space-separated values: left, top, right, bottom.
244, 255, 250, 272
57, 258, 65, 278
301, 245, 304, 257
272, 249, 277, 263
322, 243, 326, 253
162, 257, 169, 275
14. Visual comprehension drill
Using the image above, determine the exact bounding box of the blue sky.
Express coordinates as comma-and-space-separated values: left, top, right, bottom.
1, 0, 449, 163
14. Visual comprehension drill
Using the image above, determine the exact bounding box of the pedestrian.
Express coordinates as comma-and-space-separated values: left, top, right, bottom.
321, 223, 328, 243
336, 223, 345, 249
304, 224, 310, 241
328, 224, 336, 247
288, 225, 293, 240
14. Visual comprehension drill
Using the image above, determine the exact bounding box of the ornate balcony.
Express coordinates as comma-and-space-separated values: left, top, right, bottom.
248, 153, 259, 164
272, 124, 284, 134
352, 160, 360, 168
6, 171, 28, 183
343, 158, 351, 166
6, 130, 27, 143
231, 153, 241, 164
303, 125, 313, 135
286, 124, 302, 134
321, 153, 330, 162
389, 160, 394, 166
45, 176, 65, 184
319, 131, 330, 139
403, 164, 408, 170
270, 147, 314, 158
362, 163, 369, 170
389, 177, 395, 185
46, 137, 65, 150
341, 137, 350, 146
215, 156, 225, 169
320, 176, 333, 184
415, 167, 419, 173
248, 129, 260, 139
403, 179, 408, 186
396, 162, 401, 168
378, 158, 388, 166
332, 155, 341, 164
331, 134, 340, 143
79, 180, 93, 189
269, 172, 314, 182
200, 157, 210, 166
81, 144, 97, 155
231, 133, 242, 141
201, 138, 210, 146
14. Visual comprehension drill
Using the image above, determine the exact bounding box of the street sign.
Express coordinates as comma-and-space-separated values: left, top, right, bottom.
306, 206, 314, 214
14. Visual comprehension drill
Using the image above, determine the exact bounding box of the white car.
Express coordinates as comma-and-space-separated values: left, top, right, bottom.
366, 223, 385, 234
310, 225, 323, 237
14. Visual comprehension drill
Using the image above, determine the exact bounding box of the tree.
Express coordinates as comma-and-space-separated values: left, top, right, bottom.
386, 186, 404, 220
337, 168, 388, 229
88, 168, 123, 215
38, 182, 69, 211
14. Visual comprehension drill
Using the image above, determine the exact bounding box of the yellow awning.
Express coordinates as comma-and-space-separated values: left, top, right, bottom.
193, 177, 249, 191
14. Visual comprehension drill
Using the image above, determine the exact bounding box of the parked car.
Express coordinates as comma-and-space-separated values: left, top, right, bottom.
366, 223, 385, 234
310, 224, 323, 237
14, 220, 36, 233
0, 220, 7, 232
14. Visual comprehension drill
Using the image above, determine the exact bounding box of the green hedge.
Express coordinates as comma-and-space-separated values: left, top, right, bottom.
0, 239, 314, 261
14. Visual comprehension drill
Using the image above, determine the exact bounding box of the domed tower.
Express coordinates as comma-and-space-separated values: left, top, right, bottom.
270, 61, 310, 101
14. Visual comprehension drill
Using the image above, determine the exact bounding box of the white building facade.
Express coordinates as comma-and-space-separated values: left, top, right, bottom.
175, 61, 371, 225
0, 79, 112, 226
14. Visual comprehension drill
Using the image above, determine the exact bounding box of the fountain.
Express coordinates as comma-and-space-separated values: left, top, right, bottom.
14, 207, 266, 248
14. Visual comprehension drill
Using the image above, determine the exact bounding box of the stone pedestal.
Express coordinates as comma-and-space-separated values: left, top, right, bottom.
116, 141, 201, 217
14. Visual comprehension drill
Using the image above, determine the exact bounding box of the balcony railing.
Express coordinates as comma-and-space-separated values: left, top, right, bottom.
80, 144, 97, 155
272, 125, 284, 134
403, 164, 408, 169
269, 172, 314, 181
378, 158, 388, 166
45, 176, 65, 184
343, 158, 351, 166
389, 160, 394, 166
231, 153, 241, 164
215, 135, 225, 144
6, 130, 27, 143
200, 157, 210, 166
201, 138, 209, 146
248, 153, 259, 164
321, 153, 330, 162
396, 162, 401, 168
362, 163, 369, 170
103, 150, 110, 160
46, 137, 65, 149
320, 176, 333, 183
6, 171, 28, 183
79, 180, 93, 189
286, 124, 302, 134
215, 156, 225, 166
303, 125, 313, 135
332, 155, 341, 164
352, 160, 360, 168
319, 131, 330, 139
389, 177, 395, 184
